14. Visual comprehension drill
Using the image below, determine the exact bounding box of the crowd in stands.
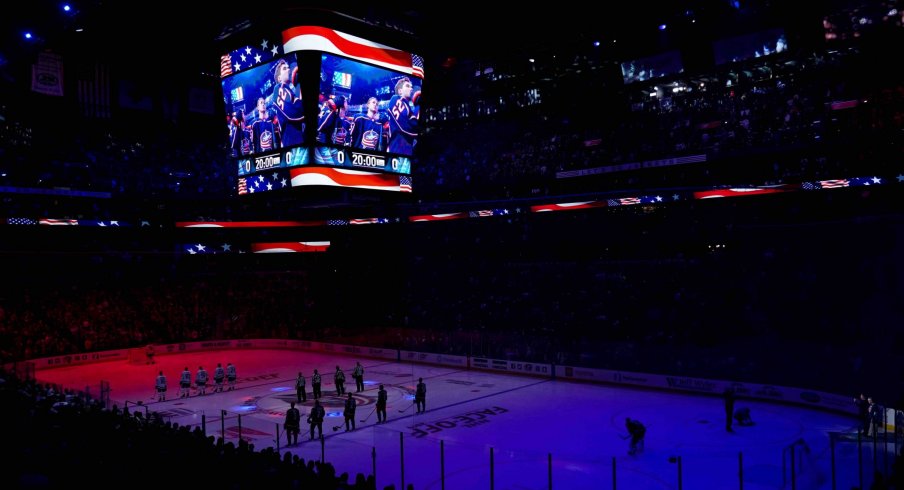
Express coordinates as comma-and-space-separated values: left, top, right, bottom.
2, 367, 376, 489
1, 27, 901, 212
2, 184, 903, 408
417, 45, 904, 200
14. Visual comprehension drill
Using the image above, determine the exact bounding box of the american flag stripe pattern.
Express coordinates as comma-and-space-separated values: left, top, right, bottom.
282, 26, 425, 79
694, 185, 797, 199
408, 213, 468, 222
176, 221, 326, 228
411, 54, 425, 78
236, 170, 290, 196
39, 219, 79, 226
803, 176, 882, 190
349, 218, 390, 225
220, 54, 233, 78
399, 175, 413, 193
468, 209, 510, 218
607, 196, 664, 206
290, 167, 409, 192
819, 179, 849, 189
530, 201, 606, 213
251, 242, 330, 253
221, 39, 282, 77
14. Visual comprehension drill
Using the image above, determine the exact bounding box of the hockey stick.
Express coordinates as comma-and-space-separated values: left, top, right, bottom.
398, 402, 415, 413
332, 424, 343, 432
360, 406, 376, 423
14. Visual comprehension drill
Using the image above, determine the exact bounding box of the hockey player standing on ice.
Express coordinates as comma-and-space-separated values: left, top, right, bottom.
284, 402, 301, 446
415, 377, 427, 413
334, 365, 346, 396
195, 366, 209, 396
295, 371, 307, 403
213, 363, 225, 393
312, 369, 322, 399
376, 384, 388, 423
226, 362, 237, 391
180, 367, 191, 398
309, 399, 325, 440
344, 393, 356, 431
352, 361, 365, 392
155, 371, 167, 402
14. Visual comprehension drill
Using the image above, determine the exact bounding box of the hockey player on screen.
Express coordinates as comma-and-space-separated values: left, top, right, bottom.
251, 97, 281, 153
270, 59, 304, 147
350, 97, 386, 151
317, 95, 350, 145
229, 110, 252, 157
387, 77, 420, 155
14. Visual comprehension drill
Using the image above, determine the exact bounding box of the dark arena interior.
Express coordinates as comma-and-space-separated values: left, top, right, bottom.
2, 1, 904, 489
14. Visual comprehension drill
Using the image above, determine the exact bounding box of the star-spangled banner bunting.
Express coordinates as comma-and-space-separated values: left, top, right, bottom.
282, 26, 424, 79
349, 218, 392, 225
238, 170, 292, 195
530, 201, 607, 213
220, 38, 283, 78
606, 195, 665, 206
468, 209, 510, 218
801, 176, 883, 190
250, 242, 330, 253
179, 243, 246, 255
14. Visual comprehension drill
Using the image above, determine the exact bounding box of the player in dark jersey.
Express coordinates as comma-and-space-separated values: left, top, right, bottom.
387, 77, 419, 155
270, 59, 304, 147
350, 97, 386, 151
332, 102, 352, 146
317, 95, 349, 145
229, 110, 251, 157
251, 97, 281, 153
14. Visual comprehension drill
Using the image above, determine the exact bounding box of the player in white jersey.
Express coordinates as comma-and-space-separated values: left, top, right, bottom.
213, 363, 225, 393
196, 366, 209, 396
155, 371, 167, 401
226, 363, 237, 391
180, 367, 192, 398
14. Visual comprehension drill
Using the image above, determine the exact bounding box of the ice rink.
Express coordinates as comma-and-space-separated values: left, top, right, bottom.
35, 349, 878, 489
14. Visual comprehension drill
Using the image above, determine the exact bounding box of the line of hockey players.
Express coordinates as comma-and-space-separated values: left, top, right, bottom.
154, 363, 237, 401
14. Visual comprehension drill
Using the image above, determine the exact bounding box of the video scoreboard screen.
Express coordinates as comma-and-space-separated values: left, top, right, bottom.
220, 25, 423, 195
